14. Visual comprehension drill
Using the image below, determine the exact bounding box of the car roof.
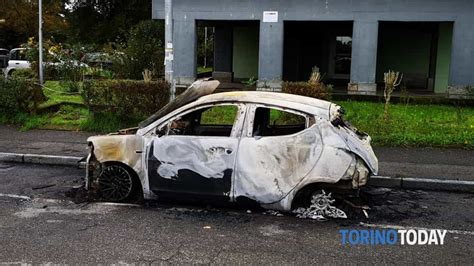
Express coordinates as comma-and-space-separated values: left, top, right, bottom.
193, 91, 333, 119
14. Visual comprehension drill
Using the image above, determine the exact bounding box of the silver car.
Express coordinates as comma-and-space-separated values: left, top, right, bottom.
85, 79, 378, 212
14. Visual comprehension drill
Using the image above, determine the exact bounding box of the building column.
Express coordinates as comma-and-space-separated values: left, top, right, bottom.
258, 20, 284, 91
349, 20, 379, 95
173, 19, 196, 86
213, 25, 233, 83
448, 16, 474, 98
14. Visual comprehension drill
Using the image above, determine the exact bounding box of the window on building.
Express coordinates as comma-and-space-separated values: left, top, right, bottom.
252, 107, 307, 137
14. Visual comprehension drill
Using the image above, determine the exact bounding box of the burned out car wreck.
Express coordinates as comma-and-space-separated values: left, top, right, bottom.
85, 79, 378, 212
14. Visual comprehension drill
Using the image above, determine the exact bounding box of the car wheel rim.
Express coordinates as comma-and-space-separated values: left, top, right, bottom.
99, 165, 133, 201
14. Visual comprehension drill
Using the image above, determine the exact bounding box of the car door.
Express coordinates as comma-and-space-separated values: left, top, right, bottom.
234, 104, 323, 204
146, 103, 246, 200
9, 49, 30, 70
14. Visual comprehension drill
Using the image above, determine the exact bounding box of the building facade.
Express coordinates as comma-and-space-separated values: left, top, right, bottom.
152, 0, 474, 95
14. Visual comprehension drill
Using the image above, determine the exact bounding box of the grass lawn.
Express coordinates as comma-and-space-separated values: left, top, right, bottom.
337, 101, 474, 148
1, 81, 472, 148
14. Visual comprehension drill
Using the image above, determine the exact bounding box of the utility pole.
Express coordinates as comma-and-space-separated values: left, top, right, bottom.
164, 0, 175, 101
38, 0, 44, 86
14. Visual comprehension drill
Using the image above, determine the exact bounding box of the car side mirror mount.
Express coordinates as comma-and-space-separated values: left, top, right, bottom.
155, 123, 169, 137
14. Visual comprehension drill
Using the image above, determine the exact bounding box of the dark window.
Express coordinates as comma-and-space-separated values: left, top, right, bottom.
252, 107, 307, 137
168, 105, 238, 137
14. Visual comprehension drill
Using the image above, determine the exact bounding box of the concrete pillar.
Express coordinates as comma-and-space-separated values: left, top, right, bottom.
213, 25, 233, 83
349, 20, 379, 95
258, 21, 284, 91
173, 19, 196, 86
448, 16, 474, 98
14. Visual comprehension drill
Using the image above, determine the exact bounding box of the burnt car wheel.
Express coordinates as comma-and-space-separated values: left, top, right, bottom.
98, 165, 134, 202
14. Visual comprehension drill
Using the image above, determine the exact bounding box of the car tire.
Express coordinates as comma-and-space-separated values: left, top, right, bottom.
98, 164, 141, 202
7, 69, 15, 78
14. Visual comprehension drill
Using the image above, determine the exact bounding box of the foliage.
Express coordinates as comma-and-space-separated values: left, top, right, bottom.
65, 0, 151, 45
111, 20, 165, 80
26, 39, 89, 91
82, 79, 170, 119
142, 69, 153, 82
11, 68, 35, 80
242, 77, 258, 88
197, 26, 214, 68
283, 68, 331, 100
282, 82, 330, 100
383, 70, 403, 120
0, 0, 68, 49
0, 77, 45, 116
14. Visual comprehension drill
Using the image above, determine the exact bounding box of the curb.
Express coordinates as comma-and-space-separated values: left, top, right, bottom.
0, 152, 84, 167
1, 152, 473, 193
369, 176, 474, 193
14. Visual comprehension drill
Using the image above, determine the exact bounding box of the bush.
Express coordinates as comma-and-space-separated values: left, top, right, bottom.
112, 20, 165, 80
11, 68, 36, 80
282, 68, 332, 100
82, 80, 170, 119
282, 81, 330, 100
0, 77, 45, 116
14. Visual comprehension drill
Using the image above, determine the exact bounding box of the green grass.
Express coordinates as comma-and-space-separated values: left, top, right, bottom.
197, 66, 213, 74
337, 101, 474, 148
2, 80, 473, 148
201, 105, 237, 125
41, 81, 84, 106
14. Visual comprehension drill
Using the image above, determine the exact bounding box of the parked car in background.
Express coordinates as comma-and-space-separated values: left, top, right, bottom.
84, 79, 378, 213
0, 48, 9, 69
4, 48, 30, 78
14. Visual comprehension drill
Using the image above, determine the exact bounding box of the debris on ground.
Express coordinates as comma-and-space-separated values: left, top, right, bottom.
293, 190, 347, 221
263, 210, 284, 217
32, 184, 56, 190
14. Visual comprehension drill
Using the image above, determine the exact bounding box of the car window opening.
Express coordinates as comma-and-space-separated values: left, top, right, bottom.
168, 105, 238, 137
253, 107, 307, 137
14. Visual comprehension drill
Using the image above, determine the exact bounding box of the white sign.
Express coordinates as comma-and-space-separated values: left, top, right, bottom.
263, 11, 278, 23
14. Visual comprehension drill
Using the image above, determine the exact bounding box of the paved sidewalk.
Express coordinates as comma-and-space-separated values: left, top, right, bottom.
1, 125, 473, 181
0, 125, 93, 157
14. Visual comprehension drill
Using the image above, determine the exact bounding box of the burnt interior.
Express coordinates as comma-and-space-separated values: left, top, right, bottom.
253, 107, 307, 137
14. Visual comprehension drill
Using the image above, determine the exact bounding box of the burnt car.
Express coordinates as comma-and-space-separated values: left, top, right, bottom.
85, 79, 378, 212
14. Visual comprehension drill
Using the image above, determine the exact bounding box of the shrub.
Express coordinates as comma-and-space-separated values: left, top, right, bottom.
282, 81, 330, 100
82, 80, 170, 119
0, 77, 45, 116
11, 68, 36, 80
282, 68, 331, 100
112, 20, 165, 80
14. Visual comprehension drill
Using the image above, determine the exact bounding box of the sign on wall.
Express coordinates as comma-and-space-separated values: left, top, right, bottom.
263, 11, 278, 23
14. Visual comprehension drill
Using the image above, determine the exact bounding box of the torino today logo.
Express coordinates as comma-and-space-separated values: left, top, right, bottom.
339, 229, 447, 245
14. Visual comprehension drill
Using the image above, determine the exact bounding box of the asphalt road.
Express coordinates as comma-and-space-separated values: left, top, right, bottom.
0, 163, 473, 264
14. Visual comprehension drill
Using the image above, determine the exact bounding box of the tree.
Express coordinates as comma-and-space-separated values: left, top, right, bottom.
0, 0, 68, 48
64, 0, 152, 45
112, 20, 164, 80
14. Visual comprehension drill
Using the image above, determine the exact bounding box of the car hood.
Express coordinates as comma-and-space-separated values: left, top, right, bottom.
138, 78, 220, 129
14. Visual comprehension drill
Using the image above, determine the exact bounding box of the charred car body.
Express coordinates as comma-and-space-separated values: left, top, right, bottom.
85, 79, 378, 211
